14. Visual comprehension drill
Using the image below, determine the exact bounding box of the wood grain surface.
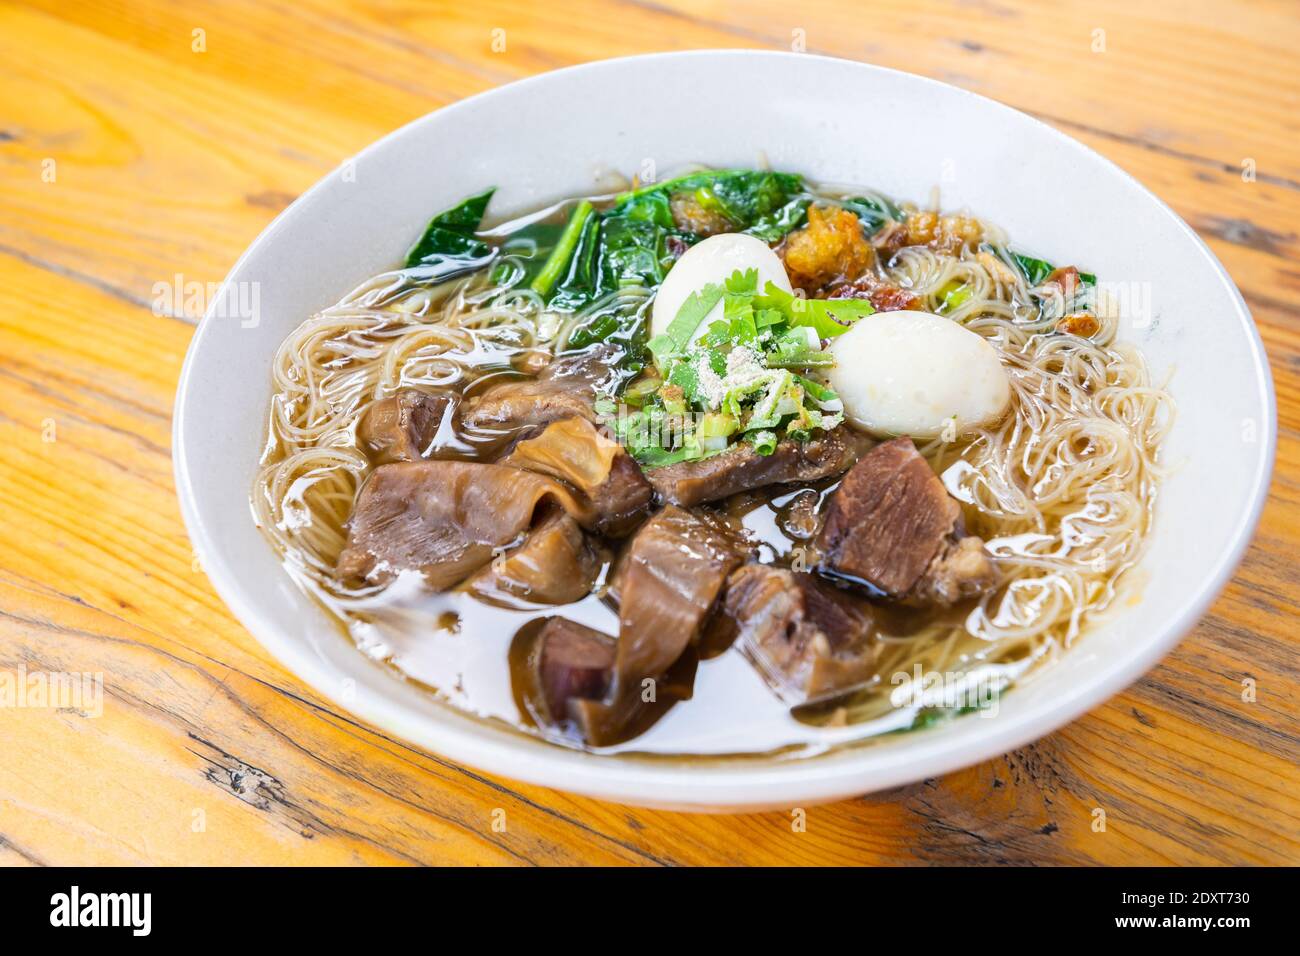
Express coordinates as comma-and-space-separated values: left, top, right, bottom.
1, 0, 1297, 866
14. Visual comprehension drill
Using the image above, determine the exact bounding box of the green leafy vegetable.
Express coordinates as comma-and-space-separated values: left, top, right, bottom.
616, 189, 675, 229
1011, 251, 1097, 287
403, 172, 897, 407
747, 197, 811, 242
549, 211, 604, 310
598, 216, 669, 290
429, 188, 495, 232
1011, 252, 1052, 285
667, 284, 725, 349
531, 200, 595, 299
404, 187, 497, 276
756, 282, 874, 339
839, 194, 902, 232
567, 311, 621, 351
613, 170, 804, 229
489, 220, 565, 286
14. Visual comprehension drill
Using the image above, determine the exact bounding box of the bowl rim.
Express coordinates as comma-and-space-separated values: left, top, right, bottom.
173, 49, 1276, 810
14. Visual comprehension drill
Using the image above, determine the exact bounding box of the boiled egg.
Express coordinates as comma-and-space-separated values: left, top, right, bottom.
827, 310, 1011, 438
650, 233, 792, 345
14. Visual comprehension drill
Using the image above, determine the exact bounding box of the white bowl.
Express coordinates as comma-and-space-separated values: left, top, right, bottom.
174, 51, 1274, 811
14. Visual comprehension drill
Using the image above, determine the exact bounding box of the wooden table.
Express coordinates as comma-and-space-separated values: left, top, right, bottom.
1, 0, 1296, 866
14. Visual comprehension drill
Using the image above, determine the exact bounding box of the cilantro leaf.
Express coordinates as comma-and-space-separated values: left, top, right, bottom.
756, 281, 873, 338
665, 283, 724, 350
724, 268, 759, 295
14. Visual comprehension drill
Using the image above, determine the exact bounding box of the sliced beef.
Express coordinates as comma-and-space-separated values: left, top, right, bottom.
816, 437, 995, 603
817, 437, 957, 596
724, 564, 877, 703
535, 617, 616, 724
356, 389, 457, 464
335, 460, 594, 590
462, 511, 600, 606
647, 427, 868, 507
568, 506, 748, 745
460, 344, 621, 434
503, 417, 653, 536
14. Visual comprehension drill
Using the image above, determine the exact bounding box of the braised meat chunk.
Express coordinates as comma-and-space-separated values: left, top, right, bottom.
818, 437, 958, 597
817, 437, 995, 603
335, 460, 595, 590
907, 534, 999, 607
503, 416, 653, 536
461, 344, 621, 434
593, 454, 657, 535
568, 506, 748, 745
610, 506, 745, 685
535, 617, 616, 724
724, 565, 877, 703
462, 512, 600, 606
647, 427, 868, 507
357, 389, 457, 464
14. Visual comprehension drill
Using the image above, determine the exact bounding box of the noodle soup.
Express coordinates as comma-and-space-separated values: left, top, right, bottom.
252, 168, 1172, 755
